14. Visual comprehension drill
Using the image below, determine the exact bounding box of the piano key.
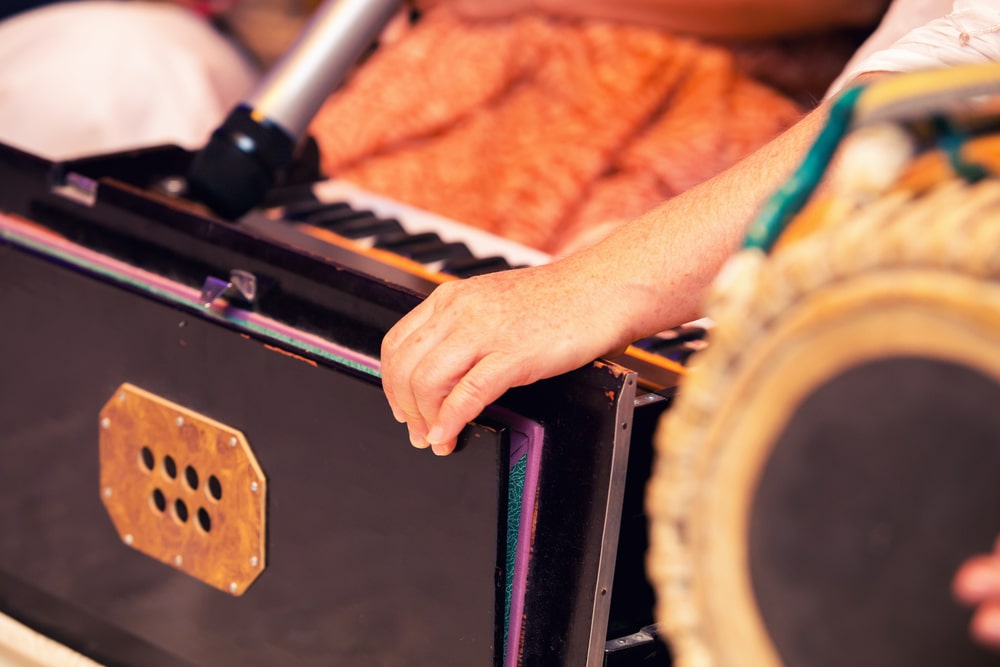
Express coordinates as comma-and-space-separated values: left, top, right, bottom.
326, 216, 405, 240
282, 199, 351, 222
307, 180, 552, 269
268, 178, 709, 379
374, 231, 443, 251
408, 242, 474, 264
303, 207, 374, 228
442, 255, 513, 278
271, 183, 528, 278
372, 231, 474, 261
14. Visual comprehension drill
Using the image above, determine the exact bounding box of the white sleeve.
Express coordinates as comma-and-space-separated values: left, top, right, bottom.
826, 0, 1000, 97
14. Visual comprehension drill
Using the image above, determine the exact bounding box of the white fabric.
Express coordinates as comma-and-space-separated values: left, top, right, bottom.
0, 1, 259, 160
828, 0, 1000, 96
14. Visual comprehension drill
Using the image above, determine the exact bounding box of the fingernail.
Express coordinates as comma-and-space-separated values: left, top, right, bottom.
390, 408, 405, 423
409, 432, 428, 449
431, 442, 450, 456
426, 426, 444, 445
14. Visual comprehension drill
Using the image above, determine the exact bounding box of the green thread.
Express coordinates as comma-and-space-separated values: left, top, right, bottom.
933, 116, 991, 182
743, 84, 865, 253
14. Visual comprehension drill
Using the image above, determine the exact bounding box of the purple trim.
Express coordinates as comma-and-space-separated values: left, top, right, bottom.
487, 405, 544, 667
0, 215, 380, 373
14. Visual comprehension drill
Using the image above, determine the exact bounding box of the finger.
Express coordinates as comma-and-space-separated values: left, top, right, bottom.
407, 421, 431, 450
426, 352, 528, 449
971, 601, 1000, 651
955, 555, 1000, 605
380, 301, 440, 426
431, 437, 458, 457
409, 339, 480, 439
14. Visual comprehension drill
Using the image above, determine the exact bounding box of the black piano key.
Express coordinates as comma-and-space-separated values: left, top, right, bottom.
375, 231, 442, 250
410, 242, 474, 264
283, 200, 352, 222
397, 241, 474, 264
375, 232, 475, 264
304, 208, 372, 228
330, 217, 406, 240
441, 256, 513, 278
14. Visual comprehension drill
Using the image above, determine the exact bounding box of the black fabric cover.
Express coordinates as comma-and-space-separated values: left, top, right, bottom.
749, 356, 1000, 667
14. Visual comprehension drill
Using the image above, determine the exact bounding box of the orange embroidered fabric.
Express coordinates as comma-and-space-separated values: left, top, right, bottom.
310, 8, 846, 255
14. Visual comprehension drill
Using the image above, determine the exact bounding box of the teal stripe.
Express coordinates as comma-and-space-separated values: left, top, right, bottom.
504, 453, 527, 661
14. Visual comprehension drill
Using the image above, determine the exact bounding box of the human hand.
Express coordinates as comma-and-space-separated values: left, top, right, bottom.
380, 257, 640, 456
954, 536, 1000, 652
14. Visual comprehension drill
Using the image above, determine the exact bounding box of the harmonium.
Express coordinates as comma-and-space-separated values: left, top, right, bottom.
0, 140, 695, 666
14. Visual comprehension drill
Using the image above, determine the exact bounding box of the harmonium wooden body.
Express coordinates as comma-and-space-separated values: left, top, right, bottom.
0, 141, 693, 666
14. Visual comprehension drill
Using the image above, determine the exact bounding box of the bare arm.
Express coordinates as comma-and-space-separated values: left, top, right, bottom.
381, 103, 830, 455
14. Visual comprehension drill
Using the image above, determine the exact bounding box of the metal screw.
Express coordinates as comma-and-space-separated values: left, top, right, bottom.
118, 392, 126, 402
175, 416, 184, 427
249, 556, 259, 568
229, 436, 237, 448
124, 533, 134, 545
103, 486, 113, 498
100, 417, 110, 430
174, 555, 183, 567
228, 582, 238, 594
250, 481, 259, 493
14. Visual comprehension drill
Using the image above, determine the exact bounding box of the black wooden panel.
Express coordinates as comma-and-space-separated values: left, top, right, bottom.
0, 245, 505, 667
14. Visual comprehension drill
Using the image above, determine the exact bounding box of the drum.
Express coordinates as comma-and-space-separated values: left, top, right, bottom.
646, 64, 1000, 667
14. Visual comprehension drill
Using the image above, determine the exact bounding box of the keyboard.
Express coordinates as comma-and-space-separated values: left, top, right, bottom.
262, 178, 710, 387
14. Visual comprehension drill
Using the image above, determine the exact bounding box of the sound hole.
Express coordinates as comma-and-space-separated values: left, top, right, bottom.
174, 498, 189, 524
151, 488, 166, 513
207, 475, 223, 501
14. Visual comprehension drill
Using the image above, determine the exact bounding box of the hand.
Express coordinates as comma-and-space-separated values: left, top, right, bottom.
954, 536, 1000, 652
380, 257, 641, 456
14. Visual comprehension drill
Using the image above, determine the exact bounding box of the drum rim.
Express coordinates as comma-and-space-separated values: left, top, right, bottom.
647, 177, 1000, 667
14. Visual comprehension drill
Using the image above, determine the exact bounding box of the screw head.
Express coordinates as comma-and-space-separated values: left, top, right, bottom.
103, 486, 113, 498
124, 533, 134, 545
118, 392, 126, 402
250, 481, 259, 493
249, 556, 259, 568
175, 416, 185, 427
228, 582, 238, 594
174, 554, 183, 567
100, 417, 110, 430
229, 436, 237, 448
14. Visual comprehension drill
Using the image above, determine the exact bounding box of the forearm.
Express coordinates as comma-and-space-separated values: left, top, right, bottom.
380, 102, 834, 454
572, 103, 830, 344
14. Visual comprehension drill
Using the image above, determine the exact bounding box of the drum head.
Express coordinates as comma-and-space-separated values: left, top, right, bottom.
648, 178, 1000, 667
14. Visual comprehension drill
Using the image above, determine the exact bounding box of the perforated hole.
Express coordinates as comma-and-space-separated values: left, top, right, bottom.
185, 465, 199, 491
163, 455, 177, 479
197, 507, 212, 533
151, 488, 166, 513
174, 498, 189, 523
140, 446, 155, 471
208, 475, 223, 501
